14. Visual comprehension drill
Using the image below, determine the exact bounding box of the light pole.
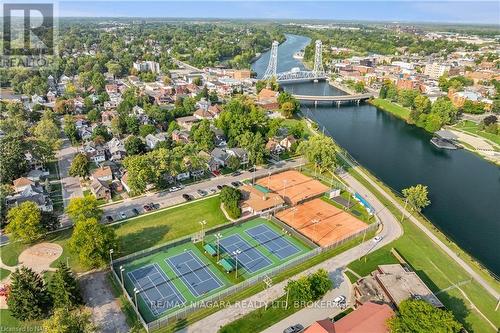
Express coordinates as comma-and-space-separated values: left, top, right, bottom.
133, 287, 139, 309
252, 164, 256, 185
232, 250, 241, 279
215, 233, 222, 261
401, 197, 409, 222
199, 220, 207, 245
119, 266, 125, 291
109, 249, 114, 267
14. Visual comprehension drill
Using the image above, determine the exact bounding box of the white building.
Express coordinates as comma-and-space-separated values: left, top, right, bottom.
424, 62, 451, 79
133, 61, 160, 74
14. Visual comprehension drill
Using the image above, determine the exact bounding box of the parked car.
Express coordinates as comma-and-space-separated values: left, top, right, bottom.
231, 181, 242, 187
197, 189, 207, 196
182, 193, 192, 201
209, 188, 217, 193
333, 295, 346, 305
373, 235, 383, 243
217, 185, 224, 190
120, 212, 127, 219
106, 215, 113, 222
151, 203, 160, 210
132, 208, 139, 215
143, 204, 152, 212
169, 186, 181, 192
248, 167, 256, 172
231, 171, 241, 176
283, 324, 304, 333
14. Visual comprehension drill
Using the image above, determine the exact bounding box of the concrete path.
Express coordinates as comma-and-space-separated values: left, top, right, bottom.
260, 269, 350, 333
80, 271, 129, 333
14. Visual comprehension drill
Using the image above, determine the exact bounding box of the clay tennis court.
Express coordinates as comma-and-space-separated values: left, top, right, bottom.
256, 170, 329, 205
275, 198, 369, 247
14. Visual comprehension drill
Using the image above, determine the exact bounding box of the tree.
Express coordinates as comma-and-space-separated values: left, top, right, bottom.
227, 155, 241, 171
69, 218, 117, 269
354, 81, 366, 93
297, 135, 337, 173
220, 186, 241, 219
91, 124, 111, 142
6, 202, 44, 242
66, 196, 103, 223
48, 262, 83, 309
63, 116, 79, 144
122, 154, 156, 194
402, 184, 431, 212
388, 299, 462, 333
286, 276, 312, 304
191, 120, 215, 151
42, 308, 96, 333
33, 112, 61, 150
69, 153, 90, 178
125, 135, 146, 155
7, 267, 52, 321
86, 108, 101, 123
139, 124, 157, 138
309, 269, 332, 300
280, 101, 295, 119
0, 137, 28, 183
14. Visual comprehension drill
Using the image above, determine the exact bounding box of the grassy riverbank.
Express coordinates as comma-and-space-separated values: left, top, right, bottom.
453, 120, 500, 146
369, 98, 410, 121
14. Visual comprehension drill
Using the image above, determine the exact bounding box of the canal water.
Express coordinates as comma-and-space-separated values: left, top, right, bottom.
252, 34, 500, 276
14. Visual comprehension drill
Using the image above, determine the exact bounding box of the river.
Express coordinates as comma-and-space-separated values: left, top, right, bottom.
252, 34, 500, 276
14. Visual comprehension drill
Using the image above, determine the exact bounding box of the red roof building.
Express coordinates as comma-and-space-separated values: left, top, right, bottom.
333, 302, 394, 333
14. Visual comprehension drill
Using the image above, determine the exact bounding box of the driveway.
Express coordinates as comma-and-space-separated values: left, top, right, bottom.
261, 269, 351, 333
80, 271, 129, 333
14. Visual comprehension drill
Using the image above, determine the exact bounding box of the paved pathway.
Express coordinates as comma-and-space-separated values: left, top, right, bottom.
177, 162, 403, 333
260, 269, 350, 333
80, 271, 129, 333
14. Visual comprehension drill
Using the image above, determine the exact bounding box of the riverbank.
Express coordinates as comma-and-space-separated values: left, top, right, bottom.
301, 114, 500, 332
368, 98, 411, 121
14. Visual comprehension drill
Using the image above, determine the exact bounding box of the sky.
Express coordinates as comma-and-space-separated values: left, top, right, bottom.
55, 1, 500, 25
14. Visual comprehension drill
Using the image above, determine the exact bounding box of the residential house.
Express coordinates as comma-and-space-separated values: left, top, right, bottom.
12, 177, 35, 193
304, 302, 394, 333
210, 148, 230, 168
25, 152, 43, 170
27, 169, 49, 182
81, 142, 106, 164
6, 184, 53, 212
101, 110, 118, 124
256, 88, 279, 110
266, 139, 285, 155
199, 151, 219, 173
106, 137, 127, 161
145, 133, 167, 149
91, 166, 113, 182
176, 116, 199, 131
90, 179, 111, 200
226, 148, 249, 166
280, 135, 298, 151
171, 130, 190, 144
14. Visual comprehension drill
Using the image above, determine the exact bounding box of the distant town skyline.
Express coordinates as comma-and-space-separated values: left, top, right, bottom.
56, 1, 500, 25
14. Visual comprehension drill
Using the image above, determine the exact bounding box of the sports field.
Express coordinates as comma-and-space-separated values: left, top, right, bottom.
117, 217, 312, 323
276, 198, 369, 247
256, 170, 329, 205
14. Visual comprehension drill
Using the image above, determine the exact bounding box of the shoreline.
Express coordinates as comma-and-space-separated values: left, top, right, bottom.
299, 111, 500, 285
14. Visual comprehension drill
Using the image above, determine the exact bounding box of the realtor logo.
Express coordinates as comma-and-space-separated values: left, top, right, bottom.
3, 3, 54, 56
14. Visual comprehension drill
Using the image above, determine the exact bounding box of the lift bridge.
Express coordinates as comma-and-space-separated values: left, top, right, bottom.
262, 40, 326, 83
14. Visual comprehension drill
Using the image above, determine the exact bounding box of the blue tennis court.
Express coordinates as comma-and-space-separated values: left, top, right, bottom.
219, 234, 272, 273
166, 250, 224, 297
128, 264, 185, 316
245, 225, 300, 259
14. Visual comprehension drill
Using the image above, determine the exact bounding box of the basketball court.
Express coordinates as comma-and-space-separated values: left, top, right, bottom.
275, 198, 369, 247
256, 170, 329, 205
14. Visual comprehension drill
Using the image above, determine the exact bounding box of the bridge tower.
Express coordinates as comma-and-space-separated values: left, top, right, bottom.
263, 41, 279, 80
313, 40, 324, 75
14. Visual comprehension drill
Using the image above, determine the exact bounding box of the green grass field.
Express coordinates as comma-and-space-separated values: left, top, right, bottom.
117, 218, 312, 323
0, 268, 11, 280
370, 98, 411, 121
453, 120, 500, 146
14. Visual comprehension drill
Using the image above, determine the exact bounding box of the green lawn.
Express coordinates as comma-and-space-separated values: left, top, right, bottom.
113, 196, 228, 257
370, 98, 411, 121
453, 120, 500, 146
346, 167, 500, 333
0, 309, 42, 332
0, 268, 11, 280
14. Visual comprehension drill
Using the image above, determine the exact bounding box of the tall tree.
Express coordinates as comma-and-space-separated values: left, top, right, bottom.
69, 153, 90, 178
66, 196, 103, 223
33, 112, 61, 150
402, 184, 431, 212
388, 299, 462, 333
69, 218, 117, 269
48, 262, 83, 309
7, 267, 52, 321
42, 308, 96, 333
297, 135, 337, 172
6, 201, 44, 242
0, 136, 28, 183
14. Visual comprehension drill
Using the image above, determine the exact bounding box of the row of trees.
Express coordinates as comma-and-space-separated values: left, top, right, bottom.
380, 81, 459, 132
285, 269, 332, 305
220, 186, 242, 219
